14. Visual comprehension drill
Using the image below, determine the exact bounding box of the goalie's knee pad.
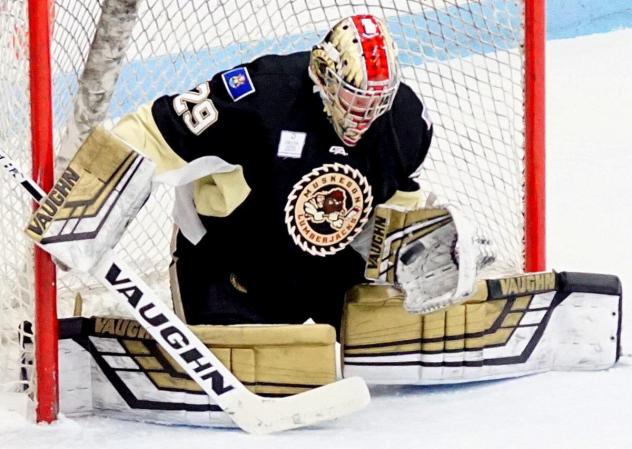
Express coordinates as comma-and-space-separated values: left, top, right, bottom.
342, 271, 621, 384
44, 318, 336, 427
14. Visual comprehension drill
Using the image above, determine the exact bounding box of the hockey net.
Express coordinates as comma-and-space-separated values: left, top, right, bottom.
0, 0, 544, 419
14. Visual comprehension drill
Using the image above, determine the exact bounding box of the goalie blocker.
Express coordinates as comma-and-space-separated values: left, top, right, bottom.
25, 126, 154, 272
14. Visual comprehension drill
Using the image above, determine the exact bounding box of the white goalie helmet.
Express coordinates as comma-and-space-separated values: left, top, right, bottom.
309, 15, 401, 146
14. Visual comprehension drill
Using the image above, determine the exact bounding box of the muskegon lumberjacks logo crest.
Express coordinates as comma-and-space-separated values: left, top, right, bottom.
285, 163, 373, 256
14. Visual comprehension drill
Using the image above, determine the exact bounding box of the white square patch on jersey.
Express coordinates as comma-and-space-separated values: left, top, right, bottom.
277, 131, 306, 158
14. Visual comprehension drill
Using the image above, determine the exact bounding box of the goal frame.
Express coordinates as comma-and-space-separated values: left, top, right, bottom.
28, 0, 58, 423
25, 0, 546, 423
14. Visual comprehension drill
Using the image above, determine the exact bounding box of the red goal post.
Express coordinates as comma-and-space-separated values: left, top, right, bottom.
28, 0, 58, 423
1, 0, 545, 423
525, 0, 546, 272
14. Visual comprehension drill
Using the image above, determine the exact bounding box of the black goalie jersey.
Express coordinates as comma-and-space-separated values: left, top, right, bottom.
148, 52, 432, 328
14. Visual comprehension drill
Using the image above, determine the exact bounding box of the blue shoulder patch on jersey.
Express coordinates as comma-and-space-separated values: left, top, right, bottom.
221, 67, 255, 102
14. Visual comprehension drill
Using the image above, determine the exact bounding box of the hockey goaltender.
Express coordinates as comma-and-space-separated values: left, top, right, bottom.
24, 14, 622, 429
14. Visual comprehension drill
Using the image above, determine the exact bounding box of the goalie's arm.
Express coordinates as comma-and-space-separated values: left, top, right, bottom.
113, 103, 249, 218
23, 103, 248, 272
122, 65, 278, 218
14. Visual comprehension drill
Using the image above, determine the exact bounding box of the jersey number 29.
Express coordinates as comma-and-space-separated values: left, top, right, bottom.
172, 82, 218, 135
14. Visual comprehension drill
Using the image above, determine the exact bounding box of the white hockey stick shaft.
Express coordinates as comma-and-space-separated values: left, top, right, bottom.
0, 148, 370, 434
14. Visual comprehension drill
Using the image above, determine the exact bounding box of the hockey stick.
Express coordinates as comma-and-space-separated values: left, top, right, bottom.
0, 148, 370, 434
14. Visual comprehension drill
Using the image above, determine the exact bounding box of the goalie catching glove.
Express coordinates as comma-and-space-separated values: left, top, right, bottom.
364, 201, 495, 314
25, 126, 154, 271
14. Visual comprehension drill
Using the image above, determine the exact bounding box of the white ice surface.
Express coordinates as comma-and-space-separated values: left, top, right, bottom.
2, 29, 632, 449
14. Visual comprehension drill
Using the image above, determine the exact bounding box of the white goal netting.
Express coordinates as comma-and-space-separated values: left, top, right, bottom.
0, 0, 529, 401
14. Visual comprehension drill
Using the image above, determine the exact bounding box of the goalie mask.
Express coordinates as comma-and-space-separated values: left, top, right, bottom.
309, 15, 401, 146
